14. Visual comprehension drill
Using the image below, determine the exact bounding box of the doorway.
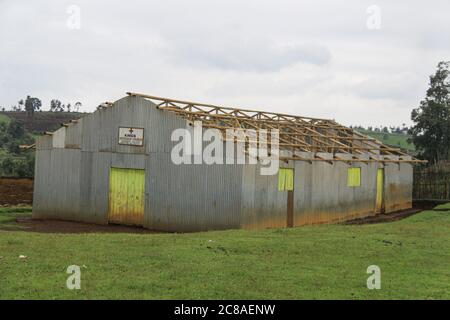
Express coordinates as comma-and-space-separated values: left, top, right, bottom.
376, 168, 385, 213
108, 167, 145, 226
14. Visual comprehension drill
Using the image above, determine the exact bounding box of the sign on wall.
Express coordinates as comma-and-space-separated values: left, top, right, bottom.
118, 127, 144, 146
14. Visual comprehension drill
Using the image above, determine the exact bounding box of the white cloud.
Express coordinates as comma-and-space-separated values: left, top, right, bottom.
0, 0, 449, 127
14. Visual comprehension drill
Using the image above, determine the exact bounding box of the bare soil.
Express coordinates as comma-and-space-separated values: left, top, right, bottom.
0, 178, 33, 205
11, 208, 426, 233
12, 217, 157, 234
0, 111, 87, 133
344, 208, 422, 225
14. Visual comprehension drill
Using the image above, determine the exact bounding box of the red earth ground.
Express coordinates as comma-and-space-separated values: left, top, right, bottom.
4, 209, 424, 234
0, 178, 33, 206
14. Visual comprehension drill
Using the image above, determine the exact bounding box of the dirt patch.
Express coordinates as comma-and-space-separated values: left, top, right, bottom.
7, 217, 158, 234
0, 111, 87, 133
413, 199, 448, 210
0, 178, 33, 206
344, 208, 422, 225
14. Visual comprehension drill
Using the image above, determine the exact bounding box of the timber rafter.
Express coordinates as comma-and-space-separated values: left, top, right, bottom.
126, 92, 425, 164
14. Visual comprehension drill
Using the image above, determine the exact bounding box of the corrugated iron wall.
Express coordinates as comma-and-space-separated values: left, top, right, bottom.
240, 153, 413, 230
33, 95, 414, 232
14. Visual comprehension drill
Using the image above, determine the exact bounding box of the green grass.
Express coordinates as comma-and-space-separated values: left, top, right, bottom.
356, 129, 415, 152
0, 207, 449, 299
434, 202, 450, 210
0, 207, 32, 230
0, 113, 10, 124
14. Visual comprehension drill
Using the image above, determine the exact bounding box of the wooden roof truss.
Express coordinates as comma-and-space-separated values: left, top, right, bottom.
127, 92, 425, 164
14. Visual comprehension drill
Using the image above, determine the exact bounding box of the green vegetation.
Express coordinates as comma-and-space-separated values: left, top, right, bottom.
0, 114, 10, 124
410, 61, 450, 163
356, 129, 415, 152
0, 109, 86, 177
0, 207, 449, 299
0, 120, 35, 177
0, 207, 32, 229
434, 202, 450, 210
1, 111, 85, 133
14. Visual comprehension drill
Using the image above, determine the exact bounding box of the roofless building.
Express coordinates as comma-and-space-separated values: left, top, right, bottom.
32, 93, 424, 231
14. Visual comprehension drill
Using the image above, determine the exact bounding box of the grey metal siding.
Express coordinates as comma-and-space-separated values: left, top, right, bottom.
33, 95, 414, 232
145, 152, 243, 232
384, 162, 413, 212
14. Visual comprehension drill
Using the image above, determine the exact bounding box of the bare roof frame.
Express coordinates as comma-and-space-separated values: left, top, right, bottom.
127, 92, 426, 164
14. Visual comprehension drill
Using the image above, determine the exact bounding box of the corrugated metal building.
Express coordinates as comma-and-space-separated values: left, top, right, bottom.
32, 93, 423, 232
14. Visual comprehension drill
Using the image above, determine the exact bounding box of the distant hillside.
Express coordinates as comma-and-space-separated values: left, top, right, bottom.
0, 111, 90, 178
0, 111, 88, 133
356, 129, 415, 152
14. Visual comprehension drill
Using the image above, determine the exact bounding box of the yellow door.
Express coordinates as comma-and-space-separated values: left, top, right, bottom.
108, 167, 145, 226
376, 168, 384, 213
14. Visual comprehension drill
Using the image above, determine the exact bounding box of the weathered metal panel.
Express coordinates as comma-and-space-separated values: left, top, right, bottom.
384, 160, 413, 212
32, 149, 52, 218
79, 151, 95, 221
80, 110, 100, 152
33, 95, 414, 232
33, 148, 81, 220
145, 151, 243, 232
65, 119, 82, 148
240, 163, 287, 229
52, 127, 66, 148
35, 135, 52, 150
89, 152, 111, 223
283, 152, 381, 227
241, 153, 384, 230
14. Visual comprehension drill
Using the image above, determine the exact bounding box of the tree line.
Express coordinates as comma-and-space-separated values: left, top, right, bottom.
1, 97, 82, 114
350, 125, 410, 135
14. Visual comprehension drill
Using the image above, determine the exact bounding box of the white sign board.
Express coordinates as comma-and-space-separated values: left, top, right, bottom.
118, 127, 144, 146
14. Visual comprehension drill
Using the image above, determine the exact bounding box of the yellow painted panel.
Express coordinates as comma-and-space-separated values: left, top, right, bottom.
376, 168, 384, 212
285, 168, 294, 191
108, 167, 145, 226
278, 168, 294, 191
347, 167, 361, 187
278, 168, 286, 191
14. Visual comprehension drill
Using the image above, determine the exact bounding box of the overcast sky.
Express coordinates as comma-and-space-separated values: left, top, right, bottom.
1, 0, 449, 126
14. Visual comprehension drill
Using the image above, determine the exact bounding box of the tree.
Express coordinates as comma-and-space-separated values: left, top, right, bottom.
74, 101, 82, 112
18, 99, 24, 111
6, 119, 25, 139
410, 61, 450, 164
0, 156, 15, 176
15, 153, 35, 177
0, 122, 8, 147
24, 95, 42, 117
50, 99, 62, 112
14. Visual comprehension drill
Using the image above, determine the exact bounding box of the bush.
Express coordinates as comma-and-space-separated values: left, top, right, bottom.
0, 153, 35, 177
0, 156, 15, 176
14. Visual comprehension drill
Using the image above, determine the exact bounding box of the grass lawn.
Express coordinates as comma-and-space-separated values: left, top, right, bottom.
434, 202, 450, 210
0, 207, 449, 299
